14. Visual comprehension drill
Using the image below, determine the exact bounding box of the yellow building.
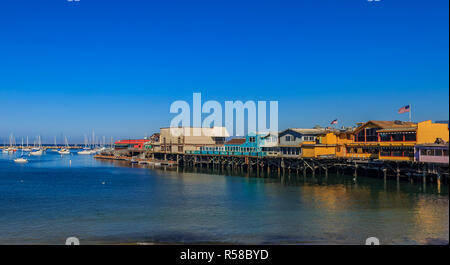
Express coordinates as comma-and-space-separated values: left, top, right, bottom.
301, 128, 354, 158
301, 120, 448, 161
301, 131, 338, 158
349, 120, 448, 161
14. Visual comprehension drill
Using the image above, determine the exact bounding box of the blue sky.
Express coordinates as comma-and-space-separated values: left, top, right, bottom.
0, 0, 448, 143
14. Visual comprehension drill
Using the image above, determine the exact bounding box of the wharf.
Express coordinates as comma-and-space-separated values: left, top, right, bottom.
95, 150, 448, 185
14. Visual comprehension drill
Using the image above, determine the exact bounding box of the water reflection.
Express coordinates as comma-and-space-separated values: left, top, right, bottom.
1, 153, 448, 245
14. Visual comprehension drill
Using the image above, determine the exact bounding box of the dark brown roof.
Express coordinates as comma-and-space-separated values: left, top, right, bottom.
225, 138, 246, 145
354, 120, 416, 134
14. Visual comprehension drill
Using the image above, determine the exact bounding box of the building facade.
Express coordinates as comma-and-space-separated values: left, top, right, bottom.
414, 144, 449, 164
114, 139, 148, 150
346, 120, 449, 161
278, 128, 325, 156
155, 127, 230, 154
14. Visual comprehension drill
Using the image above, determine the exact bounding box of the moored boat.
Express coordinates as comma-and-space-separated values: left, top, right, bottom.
30, 149, 43, 156
58, 148, 70, 155
14, 156, 28, 163
77, 149, 93, 155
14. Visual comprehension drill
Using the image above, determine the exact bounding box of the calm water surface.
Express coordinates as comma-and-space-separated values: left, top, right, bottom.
0, 151, 448, 244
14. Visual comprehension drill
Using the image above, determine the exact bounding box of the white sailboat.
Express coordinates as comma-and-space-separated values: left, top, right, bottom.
49, 136, 59, 152
78, 134, 93, 155
78, 149, 93, 155
2, 138, 9, 153
6, 134, 17, 153
58, 136, 70, 155
22, 136, 32, 152
30, 136, 43, 156
14, 138, 28, 163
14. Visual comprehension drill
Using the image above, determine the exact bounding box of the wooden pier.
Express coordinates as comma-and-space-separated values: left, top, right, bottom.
95, 150, 449, 185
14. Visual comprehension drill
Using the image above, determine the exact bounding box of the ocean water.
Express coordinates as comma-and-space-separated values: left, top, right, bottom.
0, 151, 448, 245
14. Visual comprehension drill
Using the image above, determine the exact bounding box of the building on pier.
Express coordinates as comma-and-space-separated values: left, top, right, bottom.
278, 128, 326, 156
143, 133, 160, 151
414, 143, 449, 164
114, 139, 148, 150
154, 127, 229, 154
260, 132, 280, 156
347, 120, 449, 161
299, 120, 449, 160
220, 132, 271, 156
301, 131, 338, 158
223, 138, 246, 154
300, 128, 354, 158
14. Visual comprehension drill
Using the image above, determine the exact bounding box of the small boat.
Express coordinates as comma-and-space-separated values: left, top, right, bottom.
22, 136, 32, 152
59, 136, 71, 154
30, 136, 43, 156
14, 139, 28, 163
30, 149, 43, 156
58, 148, 70, 155
14, 156, 28, 163
77, 149, 93, 155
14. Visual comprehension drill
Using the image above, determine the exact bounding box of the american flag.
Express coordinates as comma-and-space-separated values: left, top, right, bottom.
398, 105, 410, 114
330, 119, 338, 125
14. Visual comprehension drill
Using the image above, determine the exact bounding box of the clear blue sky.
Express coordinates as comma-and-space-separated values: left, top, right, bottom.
0, 0, 448, 143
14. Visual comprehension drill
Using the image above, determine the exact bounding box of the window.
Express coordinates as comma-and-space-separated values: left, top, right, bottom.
404, 133, 416, 141
380, 134, 390, 142
444, 149, 449, 156
380, 150, 390, 156
392, 134, 403, 141
249, 137, 256, 143
420, 149, 427, 156
366, 128, 378, 142
178, 146, 183, 152
285, 136, 291, 141
392, 150, 403, 157
426, 149, 434, 156
435, 149, 443, 156
355, 130, 365, 142
404, 149, 414, 157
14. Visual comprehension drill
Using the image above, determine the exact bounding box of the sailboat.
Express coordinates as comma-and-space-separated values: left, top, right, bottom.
78, 135, 93, 155
2, 138, 9, 153
22, 136, 32, 152
58, 136, 70, 155
30, 136, 43, 156
14, 138, 28, 163
48, 136, 59, 152
5, 134, 17, 153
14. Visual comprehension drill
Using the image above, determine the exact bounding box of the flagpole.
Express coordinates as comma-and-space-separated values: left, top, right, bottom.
409, 104, 412, 122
